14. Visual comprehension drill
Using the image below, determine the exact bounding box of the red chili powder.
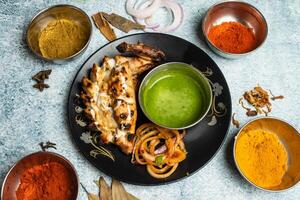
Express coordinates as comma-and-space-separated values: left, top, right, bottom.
16, 162, 75, 200
208, 21, 257, 54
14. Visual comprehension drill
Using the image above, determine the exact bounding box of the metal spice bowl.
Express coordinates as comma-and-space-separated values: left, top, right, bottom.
233, 117, 300, 192
1, 151, 79, 200
202, 1, 268, 59
26, 4, 92, 64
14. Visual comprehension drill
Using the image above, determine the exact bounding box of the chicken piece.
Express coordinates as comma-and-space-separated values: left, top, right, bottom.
80, 42, 165, 154
116, 42, 165, 62
109, 61, 137, 135
115, 55, 154, 76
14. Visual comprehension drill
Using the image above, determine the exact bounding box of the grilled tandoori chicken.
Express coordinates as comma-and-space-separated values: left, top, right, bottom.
81, 42, 165, 154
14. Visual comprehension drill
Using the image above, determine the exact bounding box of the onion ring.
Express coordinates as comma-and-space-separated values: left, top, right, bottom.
153, 0, 184, 32
126, 0, 162, 19
132, 123, 187, 179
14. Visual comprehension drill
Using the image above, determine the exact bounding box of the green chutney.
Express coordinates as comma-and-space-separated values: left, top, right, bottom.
140, 63, 211, 128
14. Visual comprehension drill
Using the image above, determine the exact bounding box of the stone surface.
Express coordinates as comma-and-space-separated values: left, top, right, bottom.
0, 0, 299, 199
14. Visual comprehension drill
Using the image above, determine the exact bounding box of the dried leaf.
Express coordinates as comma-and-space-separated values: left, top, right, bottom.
81, 183, 100, 200
99, 177, 112, 200
92, 12, 116, 41
111, 179, 129, 200
101, 12, 145, 33
231, 113, 240, 128
127, 192, 139, 200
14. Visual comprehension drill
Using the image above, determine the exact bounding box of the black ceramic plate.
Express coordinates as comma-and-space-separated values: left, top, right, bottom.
68, 33, 232, 185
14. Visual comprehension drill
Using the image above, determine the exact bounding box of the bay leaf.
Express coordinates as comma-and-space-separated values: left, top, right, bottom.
101, 12, 145, 33
99, 177, 112, 200
111, 179, 129, 200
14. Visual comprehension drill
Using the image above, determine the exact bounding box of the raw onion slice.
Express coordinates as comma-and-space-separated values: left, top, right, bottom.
126, 0, 161, 19
133, 0, 160, 29
153, 0, 184, 32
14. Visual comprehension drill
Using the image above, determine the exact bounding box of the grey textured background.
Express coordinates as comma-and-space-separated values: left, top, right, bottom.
0, 0, 299, 199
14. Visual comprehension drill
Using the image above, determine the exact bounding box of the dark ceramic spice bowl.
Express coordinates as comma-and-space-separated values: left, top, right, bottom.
1, 151, 79, 200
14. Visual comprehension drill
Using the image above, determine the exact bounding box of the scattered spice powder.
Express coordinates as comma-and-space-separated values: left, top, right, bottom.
235, 129, 288, 188
16, 162, 75, 200
208, 22, 256, 54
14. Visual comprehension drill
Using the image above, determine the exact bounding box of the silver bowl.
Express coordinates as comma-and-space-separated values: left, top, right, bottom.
138, 62, 212, 130
1, 151, 79, 200
202, 1, 268, 59
233, 117, 300, 191
27, 4, 92, 64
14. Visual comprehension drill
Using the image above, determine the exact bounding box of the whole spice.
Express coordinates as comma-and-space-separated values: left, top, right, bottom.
32, 69, 52, 92
231, 113, 240, 128
243, 86, 272, 115
39, 141, 57, 151
92, 12, 116, 41
16, 162, 75, 200
208, 22, 256, 54
269, 90, 285, 101
235, 129, 288, 188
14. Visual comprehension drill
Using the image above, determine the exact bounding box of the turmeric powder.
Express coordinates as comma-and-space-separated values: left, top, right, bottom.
235, 129, 288, 188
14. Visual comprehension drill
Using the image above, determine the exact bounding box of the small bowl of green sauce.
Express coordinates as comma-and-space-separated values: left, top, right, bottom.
139, 62, 212, 129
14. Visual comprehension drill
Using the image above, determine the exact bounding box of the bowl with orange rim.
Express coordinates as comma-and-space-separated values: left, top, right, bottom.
202, 1, 268, 59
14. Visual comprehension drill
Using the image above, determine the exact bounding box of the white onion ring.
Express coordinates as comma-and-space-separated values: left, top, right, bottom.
126, 0, 161, 19
153, 0, 184, 32
133, 0, 160, 29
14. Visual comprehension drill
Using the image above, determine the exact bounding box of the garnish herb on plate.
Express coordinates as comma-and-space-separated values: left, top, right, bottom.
101, 12, 145, 33
92, 12, 116, 41
32, 69, 51, 92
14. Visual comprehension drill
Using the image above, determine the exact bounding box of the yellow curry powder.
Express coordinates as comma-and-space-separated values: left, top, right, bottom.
38, 18, 88, 59
235, 129, 288, 188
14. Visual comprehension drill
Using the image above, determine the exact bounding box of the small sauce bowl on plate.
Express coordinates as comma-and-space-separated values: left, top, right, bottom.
139, 62, 212, 129
234, 117, 300, 191
202, 1, 268, 59
1, 151, 79, 200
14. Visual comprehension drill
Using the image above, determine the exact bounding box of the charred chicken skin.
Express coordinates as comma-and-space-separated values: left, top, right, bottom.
81, 42, 165, 154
